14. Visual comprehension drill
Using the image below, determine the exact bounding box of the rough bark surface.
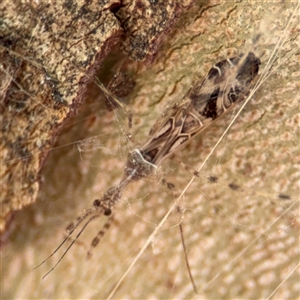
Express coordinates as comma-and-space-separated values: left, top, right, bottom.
117, 0, 193, 62
0, 0, 122, 232
0, 0, 189, 232
2, 1, 299, 299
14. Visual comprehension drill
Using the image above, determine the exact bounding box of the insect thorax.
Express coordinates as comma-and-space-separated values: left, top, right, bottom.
124, 149, 157, 181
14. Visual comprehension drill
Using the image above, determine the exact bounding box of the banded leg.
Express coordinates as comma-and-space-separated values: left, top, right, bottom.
160, 177, 197, 294
63, 219, 89, 249
87, 215, 114, 259
34, 196, 114, 277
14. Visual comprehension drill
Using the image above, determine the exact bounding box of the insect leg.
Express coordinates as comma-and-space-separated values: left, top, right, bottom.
86, 215, 114, 259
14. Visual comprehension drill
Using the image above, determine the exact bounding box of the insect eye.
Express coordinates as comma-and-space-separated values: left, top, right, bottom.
93, 199, 101, 207
104, 208, 112, 216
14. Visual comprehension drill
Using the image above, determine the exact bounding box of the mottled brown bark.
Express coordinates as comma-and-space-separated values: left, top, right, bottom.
1, 0, 191, 233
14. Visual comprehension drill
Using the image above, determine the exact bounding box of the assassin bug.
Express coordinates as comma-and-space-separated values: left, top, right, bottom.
35, 52, 261, 289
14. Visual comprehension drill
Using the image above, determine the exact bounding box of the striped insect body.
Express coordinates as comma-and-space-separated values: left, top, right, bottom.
140, 52, 261, 166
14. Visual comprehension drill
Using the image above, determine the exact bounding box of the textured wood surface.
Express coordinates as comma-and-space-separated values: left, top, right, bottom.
0, 0, 190, 232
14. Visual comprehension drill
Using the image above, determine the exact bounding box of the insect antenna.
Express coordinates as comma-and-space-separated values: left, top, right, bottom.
33, 234, 71, 271
41, 214, 101, 279
33, 207, 95, 270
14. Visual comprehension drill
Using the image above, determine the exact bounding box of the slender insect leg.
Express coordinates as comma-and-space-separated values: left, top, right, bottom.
101, 70, 135, 141
86, 215, 114, 259
161, 178, 177, 194
169, 154, 200, 177
179, 223, 198, 294
41, 214, 101, 279
160, 177, 198, 293
63, 219, 88, 249
65, 207, 95, 233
